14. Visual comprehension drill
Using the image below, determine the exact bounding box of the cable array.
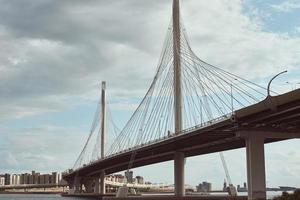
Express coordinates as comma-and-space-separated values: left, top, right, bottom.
73, 15, 271, 170
73, 98, 120, 170
105, 20, 269, 156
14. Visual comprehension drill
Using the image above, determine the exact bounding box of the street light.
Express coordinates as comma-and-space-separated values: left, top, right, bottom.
267, 70, 287, 96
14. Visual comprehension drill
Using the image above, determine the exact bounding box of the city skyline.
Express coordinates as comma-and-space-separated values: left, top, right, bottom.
1, 170, 297, 192
0, 0, 300, 190
0, 170, 145, 186
0, 171, 62, 186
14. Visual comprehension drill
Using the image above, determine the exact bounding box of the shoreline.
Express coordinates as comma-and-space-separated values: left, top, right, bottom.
0, 191, 63, 194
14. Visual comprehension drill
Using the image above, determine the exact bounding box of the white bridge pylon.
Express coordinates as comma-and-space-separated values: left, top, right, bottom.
70, 1, 285, 199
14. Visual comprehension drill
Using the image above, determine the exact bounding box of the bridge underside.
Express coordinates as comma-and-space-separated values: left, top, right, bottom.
64, 89, 300, 181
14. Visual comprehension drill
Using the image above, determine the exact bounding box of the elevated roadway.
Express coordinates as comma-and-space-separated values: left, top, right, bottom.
64, 89, 300, 179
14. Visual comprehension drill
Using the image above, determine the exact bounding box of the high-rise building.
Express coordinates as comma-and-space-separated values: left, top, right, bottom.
20, 174, 24, 184
106, 175, 114, 182
24, 173, 30, 184
115, 174, 125, 183
40, 175, 45, 184
237, 182, 247, 192
125, 171, 133, 183
44, 174, 50, 184
16, 174, 20, 185
4, 174, 10, 185
0, 171, 63, 186
0, 176, 5, 186
196, 181, 212, 192
12, 174, 15, 185
29, 174, 34, 184
34, 173, 40, 184
136, 176, 144, 184
28, 171, 37, 184
21, 174, 26, 184
51, 172, 58, 184
57, 173, 61, 184
11, 174, 20, 185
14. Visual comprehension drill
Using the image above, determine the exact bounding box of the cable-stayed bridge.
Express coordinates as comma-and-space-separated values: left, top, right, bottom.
63, 1, 300, 200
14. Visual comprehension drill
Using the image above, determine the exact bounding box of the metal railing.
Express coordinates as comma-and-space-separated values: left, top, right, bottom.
73, 113, 232, 172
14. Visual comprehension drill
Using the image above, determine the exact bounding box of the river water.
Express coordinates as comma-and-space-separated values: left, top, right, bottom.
0, 192, 288, 200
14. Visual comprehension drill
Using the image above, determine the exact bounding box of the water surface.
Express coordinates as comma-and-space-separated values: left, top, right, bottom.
0, 192, 287, 200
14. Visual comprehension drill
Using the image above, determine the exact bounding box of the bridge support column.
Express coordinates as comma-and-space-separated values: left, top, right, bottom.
245, 135, 266, 200
73, 176, 82, 194
174, 151, 185, 197
94, 177, 100, 193
83, 178, 94, 193
100, 170, 106, 194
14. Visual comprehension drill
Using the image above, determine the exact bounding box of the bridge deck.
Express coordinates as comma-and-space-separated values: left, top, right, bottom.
64, 89, 300, 179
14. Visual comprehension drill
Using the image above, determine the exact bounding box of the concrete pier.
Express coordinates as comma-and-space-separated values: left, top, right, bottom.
94, 177, 100, 193
246, 135, 266, 200
174, 152, 185, 197
100, 170, 106, 194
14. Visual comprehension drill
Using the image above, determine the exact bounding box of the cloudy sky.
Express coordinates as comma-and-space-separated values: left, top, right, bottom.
0, 0, 300, 189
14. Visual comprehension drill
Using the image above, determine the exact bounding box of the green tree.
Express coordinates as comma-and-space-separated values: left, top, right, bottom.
273, 189, 300, 200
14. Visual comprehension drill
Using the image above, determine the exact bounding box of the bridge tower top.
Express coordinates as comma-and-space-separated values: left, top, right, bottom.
173, 0, 182, 134
101, 81, 106, 159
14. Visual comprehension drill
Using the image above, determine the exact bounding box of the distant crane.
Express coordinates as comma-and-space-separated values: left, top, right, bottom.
219, 152, 237, 196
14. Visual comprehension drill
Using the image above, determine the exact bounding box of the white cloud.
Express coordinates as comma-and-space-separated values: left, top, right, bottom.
5, 152, 19, 167
182, 0, 300, 80
0, 0, 300, 187
0, 0, 300, 121
265, 140, 300, 187
0, 125, 87, 172
271, 1, 300, 12
109, 101, 140, 111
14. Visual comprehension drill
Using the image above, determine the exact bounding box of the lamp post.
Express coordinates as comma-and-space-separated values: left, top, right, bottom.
267, 70, 287, 96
